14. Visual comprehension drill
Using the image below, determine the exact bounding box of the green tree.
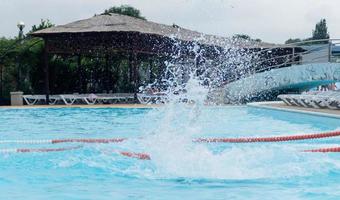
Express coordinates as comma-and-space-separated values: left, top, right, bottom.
285, 19, 330, 44
232, 34, 251, 40
102, 5, 145, 20
312, 19, 330, 40
0, 19, 55, 100
232, 34, 262, 43
29, 19, 54, 33
285, 38, 302, 44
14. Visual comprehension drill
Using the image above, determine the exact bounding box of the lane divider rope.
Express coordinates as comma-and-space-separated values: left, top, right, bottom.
118, 145, 340, 160
195, 131, 340, 143
0, 130, 339, 159
0, 145, 83, 153
118, 146, 340, 160
119, 151, 151, 160
1, 131, 339, 145
51, 138, 126, 144
0, 144, 151, 160
0, 144, 339, 158
117, 145, 340, 161
0, 138, 126, 144
1, 131, 340, 145
303, 146, 340, 153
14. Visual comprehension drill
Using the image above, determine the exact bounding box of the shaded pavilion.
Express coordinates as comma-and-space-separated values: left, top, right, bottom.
30, 13, 233, 102
30, 13, 302, 103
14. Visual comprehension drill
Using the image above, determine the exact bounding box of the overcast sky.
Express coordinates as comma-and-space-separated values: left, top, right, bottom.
1, 0, 340, 43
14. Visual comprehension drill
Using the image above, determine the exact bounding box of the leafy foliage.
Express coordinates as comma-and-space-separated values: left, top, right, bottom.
312, 19, 330, 40
285, 38, 302, 44
232, 34, 251, 40
232, 34, 262, 42
285, 19, 330, 44
29, 19, 54, 33
102, 5, 146, 20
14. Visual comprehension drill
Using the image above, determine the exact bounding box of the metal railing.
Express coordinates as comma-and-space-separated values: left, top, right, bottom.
224, 39, 340, 84
255, 39, 340, 66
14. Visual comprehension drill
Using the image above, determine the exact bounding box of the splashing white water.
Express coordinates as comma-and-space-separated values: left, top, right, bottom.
113, 37, 340, 180
48, 37, 340, 181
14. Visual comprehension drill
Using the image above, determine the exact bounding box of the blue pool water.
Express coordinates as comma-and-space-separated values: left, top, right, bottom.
0, 106, 339, 200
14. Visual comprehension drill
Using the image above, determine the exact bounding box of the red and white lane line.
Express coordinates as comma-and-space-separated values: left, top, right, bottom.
0, 144, 151, 160
1, 130, 340, 145
0, 145, 83, 153
51, 138, 126, 144
0, 130, 339, 158
118, 145, 340, 160
119, 151, 151, 160
0, 138, 126, 144
303, 147, 340, 153
195, 131, 340, 143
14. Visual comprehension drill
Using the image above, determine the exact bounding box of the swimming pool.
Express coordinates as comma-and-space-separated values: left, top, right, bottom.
0, 106, 339, 200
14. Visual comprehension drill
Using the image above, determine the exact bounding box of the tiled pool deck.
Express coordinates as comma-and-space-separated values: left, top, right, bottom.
248, 101, 340, 119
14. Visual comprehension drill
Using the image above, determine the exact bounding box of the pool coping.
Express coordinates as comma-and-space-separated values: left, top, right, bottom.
2, 102, 340, 120
0, 104, 161, 109
0, 104, 244, 109
247, 101, 340, 119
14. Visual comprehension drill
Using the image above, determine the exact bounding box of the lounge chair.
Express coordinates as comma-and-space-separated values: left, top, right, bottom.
278, 91, 340, 109
290, 91, 338, 109
137, 92, 168, 104
59, 93, 135, 105
310, 92, 340, 109
60, 94, 102, 105
95, 93, 134, 104
277, 94, 298, 106
23, 95, 61, 105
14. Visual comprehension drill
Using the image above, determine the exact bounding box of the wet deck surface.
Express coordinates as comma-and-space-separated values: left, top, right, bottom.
0, 104, 160, 109
261, 102, 340, 116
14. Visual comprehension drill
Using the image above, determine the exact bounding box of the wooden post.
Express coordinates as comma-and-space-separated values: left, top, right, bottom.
157, 56, 165, 80
77, 54, 81, 93
105, 54, 110, 93
43, 44, 50, 105
0, 64, 2, 98
131, 52, 138, 101
128, 54, 133, 83
149, 58, 154, 82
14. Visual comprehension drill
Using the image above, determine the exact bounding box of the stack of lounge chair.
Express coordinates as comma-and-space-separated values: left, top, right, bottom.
278, 91, 340, 109
23, 95, 62, 105
23, 93, 135, 106
136, 92, 168, 104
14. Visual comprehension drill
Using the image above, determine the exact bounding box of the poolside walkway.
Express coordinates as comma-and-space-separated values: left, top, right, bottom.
0, 104, 160, 109
248, 101, 340, 118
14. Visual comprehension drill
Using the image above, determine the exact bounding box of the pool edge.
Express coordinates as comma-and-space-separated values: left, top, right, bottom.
0, 104, 161, 109
247, 101, 340, 119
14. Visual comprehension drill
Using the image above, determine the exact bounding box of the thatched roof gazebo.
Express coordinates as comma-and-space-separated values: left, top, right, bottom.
30, 13, 299, 104
30, 13, 235, 103
31, 13, 276, 56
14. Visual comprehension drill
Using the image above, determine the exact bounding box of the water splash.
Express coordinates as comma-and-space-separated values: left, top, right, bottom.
43, 37, 340, 181
120, 36, 340, 181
